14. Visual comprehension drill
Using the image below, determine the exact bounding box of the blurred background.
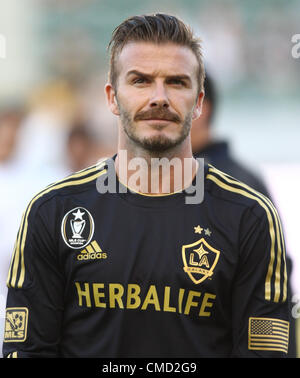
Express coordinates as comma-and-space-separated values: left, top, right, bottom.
0, 0, 299, 356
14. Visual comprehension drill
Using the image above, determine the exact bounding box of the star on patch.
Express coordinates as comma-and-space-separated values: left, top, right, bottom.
194, 225, 203, 234
72, 208, 85, 220
204, 228, 212, 236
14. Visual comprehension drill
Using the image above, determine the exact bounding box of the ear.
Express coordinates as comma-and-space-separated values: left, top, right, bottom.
192, 90, 204, 120
105, 83, 120, 116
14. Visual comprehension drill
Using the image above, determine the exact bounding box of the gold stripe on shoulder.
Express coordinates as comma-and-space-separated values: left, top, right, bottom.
208, 166, 287, 302
7, 158, 108, 288
55, 159, 107, 183
207, 166, 287, 303
6, 352, 17, 358
7, 162, 102, 288
6, 215, 26, 288
207, 166, 287, 302
7, 164, 107, 289
29, 159, 107, 194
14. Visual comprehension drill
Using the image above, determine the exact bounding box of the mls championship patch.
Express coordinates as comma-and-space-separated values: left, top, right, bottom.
61, 207, 95, 249
4, 307, 28, 342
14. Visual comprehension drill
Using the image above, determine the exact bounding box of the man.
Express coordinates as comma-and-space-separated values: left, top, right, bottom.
3, 14, 290, 358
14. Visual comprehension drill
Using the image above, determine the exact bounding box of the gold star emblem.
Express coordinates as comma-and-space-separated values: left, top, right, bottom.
194, 225, 203, 234
204, 228, 212, 236
193, 244, 209, 259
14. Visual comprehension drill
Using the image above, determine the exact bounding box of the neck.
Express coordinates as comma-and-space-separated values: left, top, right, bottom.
115, 137, 198, 195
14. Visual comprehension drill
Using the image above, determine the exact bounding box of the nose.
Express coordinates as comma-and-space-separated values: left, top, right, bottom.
149, 82, 169, 108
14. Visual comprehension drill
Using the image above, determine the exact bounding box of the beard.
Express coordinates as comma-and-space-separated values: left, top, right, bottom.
117, 100, 193, 153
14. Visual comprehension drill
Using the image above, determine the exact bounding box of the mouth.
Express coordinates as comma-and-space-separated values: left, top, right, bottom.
142, 118, 176, 123
141, 119, 175, 128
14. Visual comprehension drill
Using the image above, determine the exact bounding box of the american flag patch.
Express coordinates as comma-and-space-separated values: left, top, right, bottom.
248, 317, 289, 353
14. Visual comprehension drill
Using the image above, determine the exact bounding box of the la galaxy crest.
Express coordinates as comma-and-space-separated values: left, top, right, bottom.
182, 238, 220, 284
61, 207, 94, 249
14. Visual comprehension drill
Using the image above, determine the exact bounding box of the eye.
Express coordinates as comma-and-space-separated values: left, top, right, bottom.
132, 77, 149, 85
168, 78, 186, 86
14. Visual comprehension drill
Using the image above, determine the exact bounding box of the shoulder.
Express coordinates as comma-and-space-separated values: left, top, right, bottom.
221, 158, 270, 198
26, 158, 109, 216
207, 165, 289, 304
205, 164, 278, 222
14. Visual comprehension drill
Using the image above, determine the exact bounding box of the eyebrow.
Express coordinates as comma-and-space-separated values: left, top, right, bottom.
126, 70, 192, 84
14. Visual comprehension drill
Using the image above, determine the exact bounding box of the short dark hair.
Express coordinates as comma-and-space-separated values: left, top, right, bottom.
203, 73, 217, 123
107, 13, 205, 93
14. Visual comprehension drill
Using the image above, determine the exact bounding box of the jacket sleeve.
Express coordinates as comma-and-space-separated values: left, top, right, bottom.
2, 199, 64, 358
231, 201, 291, 357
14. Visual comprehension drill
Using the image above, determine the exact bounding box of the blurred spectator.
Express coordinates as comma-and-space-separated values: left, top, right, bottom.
191, 73, 297, 357
0, 97, 71, 356
66, 121, 99, 173
192, 74, 270, 196
0, 109, 23, 163
17, 80, 78, 172
0, 106, 26, 356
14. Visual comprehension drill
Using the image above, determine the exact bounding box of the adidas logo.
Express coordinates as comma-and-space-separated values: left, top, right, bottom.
77, 240, 107, 261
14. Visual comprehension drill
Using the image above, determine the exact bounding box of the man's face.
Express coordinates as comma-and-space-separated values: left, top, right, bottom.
106, 42, 203, 153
